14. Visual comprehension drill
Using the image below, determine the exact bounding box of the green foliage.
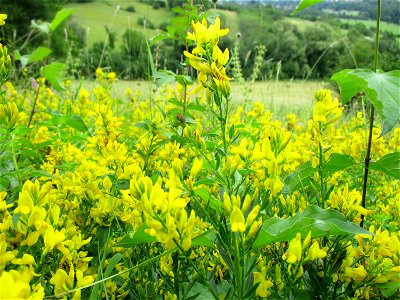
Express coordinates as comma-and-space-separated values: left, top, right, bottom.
253, 205, 370, 247
332, 69, 400, 134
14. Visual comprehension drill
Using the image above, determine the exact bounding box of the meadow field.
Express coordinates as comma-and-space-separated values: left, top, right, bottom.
0, 1, 399, 299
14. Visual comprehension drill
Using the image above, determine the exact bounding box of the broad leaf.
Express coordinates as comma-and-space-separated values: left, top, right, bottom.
331, 69, 400, 135
61, 115, 88, 133
322, 153, 357, 175
16, 47, 52, 67
50, 8, 74, 32
369, 152, 400, 179
253, 205, 371, 248
285, 161, 315, 193
41, 62, 65, 91
291, 0, 324, 15
153, 70, 176, 87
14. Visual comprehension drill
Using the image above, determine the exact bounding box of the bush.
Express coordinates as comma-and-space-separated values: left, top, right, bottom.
125, 5, 136, 13
137, 17, 155, 29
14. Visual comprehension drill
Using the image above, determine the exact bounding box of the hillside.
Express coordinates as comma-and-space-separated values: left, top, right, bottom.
66, 0, 239, 46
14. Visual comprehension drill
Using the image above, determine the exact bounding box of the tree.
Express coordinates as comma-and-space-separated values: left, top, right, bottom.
0, 0, 62, 45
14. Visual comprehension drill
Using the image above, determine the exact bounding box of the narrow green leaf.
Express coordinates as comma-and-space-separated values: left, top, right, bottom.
322, 153, 357, 175
369, 152, 400, 179
104, 253, 124, 278
50, 8, 74, 32
41, 62, 65, 91
285, 161, 316, 193
253, 205, 371, 248
291, 0, 324, 15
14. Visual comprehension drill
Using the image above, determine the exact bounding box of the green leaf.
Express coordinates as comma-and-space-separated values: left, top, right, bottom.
370, 152, 400, 179
61, 115, 89, 133
166, 25, 176, 38
184, 282, 217, 300
134, 122, 150, 131
149, 32, 169, 45
104, 253, 124, 278
41, 62, 65, 91
285, 161, 316, 193
291, 0, 324, 15
322, 153, 357, 175
114, 225, 157, 248
30, 170, 55, 179
194, 188, 223, 212
30, 20, 50, 34
253, 205, 371, 248
192, 231, 216, 249
153, 70, 176, 87
18, 47, 52, 67
331, 69, 400, 135
49, 8, 74, 32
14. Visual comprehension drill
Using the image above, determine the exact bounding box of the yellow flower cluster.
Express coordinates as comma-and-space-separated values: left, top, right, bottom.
184, 17, 231, 97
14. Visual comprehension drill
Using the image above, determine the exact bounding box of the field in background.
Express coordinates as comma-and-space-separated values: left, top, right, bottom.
66, 0, 174, 46
66, 0, 239, 46
73, 80, 326, 120
339, 18, 400, 34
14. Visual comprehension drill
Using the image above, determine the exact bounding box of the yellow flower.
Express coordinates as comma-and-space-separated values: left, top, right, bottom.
230, 205, 246, 233
50, 266, 75, 295
344, 266, 368, 283
305, 241, 327, 261
0, 270, 31, 299
0, 14, 7, 26
190, 157, 203, 178
43, 226, 65, 254
283, 233, 302, 264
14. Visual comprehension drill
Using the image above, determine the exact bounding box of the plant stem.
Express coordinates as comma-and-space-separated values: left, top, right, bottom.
360, 0, 380, 227
27, 84, 41, 128
234, 234, 244, 299
318, 140, 324, 207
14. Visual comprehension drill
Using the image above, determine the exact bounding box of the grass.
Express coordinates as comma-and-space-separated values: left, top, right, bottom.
65, 1, 239, 47
339, 18, 400, 35
72, 79, 325, 120
66, 0, 174, 46
285, 17, 319, 32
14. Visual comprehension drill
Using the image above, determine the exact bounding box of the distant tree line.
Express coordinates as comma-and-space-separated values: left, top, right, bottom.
1, 0, 399, 81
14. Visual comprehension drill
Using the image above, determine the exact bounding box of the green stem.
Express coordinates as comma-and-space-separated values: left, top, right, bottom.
360, 0, 380, 228
234, 234, 244, 299
318, 141, 324, 207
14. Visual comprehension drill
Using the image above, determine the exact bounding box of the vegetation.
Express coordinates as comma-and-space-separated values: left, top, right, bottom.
1, 0, 398, 81
0, 1, 399, 299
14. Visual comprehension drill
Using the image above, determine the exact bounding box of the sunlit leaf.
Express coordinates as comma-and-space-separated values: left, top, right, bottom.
114, 225, 157, 248
253, 205, 371, 248
41, 62, 65, 91
291, 0, 324, 15
285, 161, 315, 193
49, 8, 74, 32
370, 152, 400, 179
331, 69, 400, 135
322, 153, 357, 175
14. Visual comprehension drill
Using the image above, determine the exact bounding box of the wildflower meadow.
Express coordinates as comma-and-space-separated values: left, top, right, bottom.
0, 1, 399, 299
